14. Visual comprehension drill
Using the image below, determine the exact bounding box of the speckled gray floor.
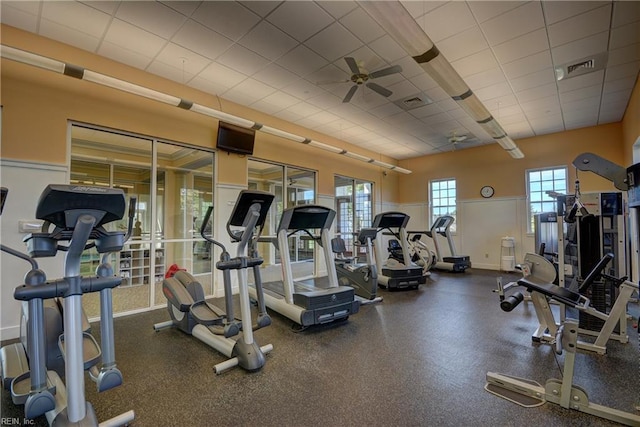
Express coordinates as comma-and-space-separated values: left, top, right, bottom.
2, 269, 638, 426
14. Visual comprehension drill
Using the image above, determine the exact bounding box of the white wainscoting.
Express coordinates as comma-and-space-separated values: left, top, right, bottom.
1, 160, 68, 340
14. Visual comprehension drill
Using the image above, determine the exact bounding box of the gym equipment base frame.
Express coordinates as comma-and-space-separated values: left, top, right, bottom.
486, 319, 640, 426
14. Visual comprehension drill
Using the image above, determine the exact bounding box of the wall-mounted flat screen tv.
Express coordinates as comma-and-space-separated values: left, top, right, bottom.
216, 122, 255, 155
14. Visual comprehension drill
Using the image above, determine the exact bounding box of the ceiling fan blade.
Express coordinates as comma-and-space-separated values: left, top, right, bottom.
368, 64, 403, 79
365, 82, 392, 98
342, 85, 359, 103
344, 57, 360, 75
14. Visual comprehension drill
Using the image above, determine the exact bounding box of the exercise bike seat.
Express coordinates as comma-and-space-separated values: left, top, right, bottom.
517, 278, 583, 308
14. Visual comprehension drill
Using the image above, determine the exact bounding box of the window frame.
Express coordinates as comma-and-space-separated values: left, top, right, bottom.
429, 178, 457, 232
526, 165, 568, 233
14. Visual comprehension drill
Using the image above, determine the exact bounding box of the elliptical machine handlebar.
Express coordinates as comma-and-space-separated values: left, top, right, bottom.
200, 205, 226, 252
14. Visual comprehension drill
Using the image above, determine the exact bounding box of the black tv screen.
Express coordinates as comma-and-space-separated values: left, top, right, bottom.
216, 122, 255, 155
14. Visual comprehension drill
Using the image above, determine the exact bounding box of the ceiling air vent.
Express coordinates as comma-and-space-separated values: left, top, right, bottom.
394, 93, 433, 111
555, 52, 608, 81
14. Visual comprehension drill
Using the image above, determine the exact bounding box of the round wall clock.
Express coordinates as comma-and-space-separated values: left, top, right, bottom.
481, 186, 495, 198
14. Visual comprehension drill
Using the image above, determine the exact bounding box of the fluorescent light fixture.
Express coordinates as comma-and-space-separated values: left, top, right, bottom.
356, 2, 432, 57
457, 94, 491, 122
308, 140, 345, 154
83, 70, 181, 106
419, 55, 468, 98
392, 166, 412, 174
342, 151, 372, 162
495, 136, 517, 150
2, 45, 65, 73
260, 126, 306, 143
509, 147, 524, 159
482, 119, 509, 140
188, 103, 255, 129
1, 45, 414, 173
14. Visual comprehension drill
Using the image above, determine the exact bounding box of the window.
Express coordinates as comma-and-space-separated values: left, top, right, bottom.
335, 176, 373, 257
430, 179, 457, 231
526, 166, 567, 232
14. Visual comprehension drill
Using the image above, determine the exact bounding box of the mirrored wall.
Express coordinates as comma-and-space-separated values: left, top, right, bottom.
70, 123, 214, 317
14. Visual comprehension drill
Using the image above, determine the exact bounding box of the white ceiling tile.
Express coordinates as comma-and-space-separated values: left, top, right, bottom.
239, 1, 281, 17
339, 7, 385, 43
42, 1, 110, 38
420, 2, 476, 43
277, 45, 329, 77
1, 2, 38, 32
154, 42, 210, 78
435, 98, 459, 112
103, 18, 166, 57
410, 74, 439, 91
437, 26, 489, 63
238, 21, 298, 61
606, 61, 640, 82
192, 1, 260, 41
306, 22, 362, 62
547, 5, 611, 48
80, 0, 120, 15
610, 22, 640, 50
424, 86, 450, 102
451, 49, 500, 77
464, 67, 506, 91
349, 88, 391, 109
395, 55, 426, 79
447, 107, 471, 120
280, 78, 326, 100
230, 78, 277, 100
250, 100, 285, 115
502, 121, 533, 136
172, 20, 233, 60
98, 40, 153, 70
284, 101, 323, 118
501, 50, 553, 79
275, 109, 306, 123
307, 110, 341, 125
196, 61, 247, 88
520, 95, 561, 114
369, 102, 404, 118
317, 1, 358, 20
252, 63, 300, 89
267, 1, 333, 42
400, 1, 446, 19
116, 1, 186, 39
306, 92, 344, 110
509, 68, 556, 92
222, 89, 261, 106
529, 119, 565, 134
516, 83, 559, 103
474, 82, 513, 101
368, 35, 407, 63
551, 31, 609, 66
612, 0, 640, 28
386, 80, 420, 101
39, 19, 101, 52
217, 44, 270, 76
603, 76, 637, 93
258, 92, 301, 110
188, 76, 232, 96
422, 112, 453, 126
542, 1, 609, 25
147, 60, 197, 84
601, 89, 632, 105
481, 2, 545, 46
558, 70, 605, 93
492, 28, 549, 64
160, 1, 200, 16
468, 1, 526, 23
561, 96, 601, 113
608, 43, 640, 67
408, 103, 445, 119
559, 84, 602, 103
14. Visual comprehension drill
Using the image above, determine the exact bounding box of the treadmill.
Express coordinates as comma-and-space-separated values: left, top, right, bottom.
426, 215, 471, 272
373, 212, 426, 290
249, 205, 360, 327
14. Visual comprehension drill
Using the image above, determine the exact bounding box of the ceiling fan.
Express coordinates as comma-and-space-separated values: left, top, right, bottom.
446, 132, 477, 150
320, 57, 403, 103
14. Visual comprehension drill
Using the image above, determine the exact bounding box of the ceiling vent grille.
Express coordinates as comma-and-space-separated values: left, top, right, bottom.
394, 93, 433, 111
555, 52, 608, 81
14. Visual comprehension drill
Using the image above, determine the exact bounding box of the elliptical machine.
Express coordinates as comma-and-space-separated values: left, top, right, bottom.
154, 190, 274, 373
0, 185, 135, 426
332, 228, 382, 304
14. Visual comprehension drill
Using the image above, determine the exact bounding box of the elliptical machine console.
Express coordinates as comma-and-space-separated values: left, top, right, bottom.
0, 184, 135, 426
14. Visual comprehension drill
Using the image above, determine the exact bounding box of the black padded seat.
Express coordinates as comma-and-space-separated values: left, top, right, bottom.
517, 279, 583, 307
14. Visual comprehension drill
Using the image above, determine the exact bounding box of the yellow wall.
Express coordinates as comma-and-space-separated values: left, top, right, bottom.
399, 119, 625, 204
0, 25, 399, 202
